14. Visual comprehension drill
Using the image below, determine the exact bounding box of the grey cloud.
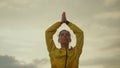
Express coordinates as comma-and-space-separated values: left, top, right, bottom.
0, 55, 37, 68
100, 37, 120, 54
99, 20, 120, 29
33, 58, 49, 64
80, 35, 120, 68
33, 58, 50, 68
0, 55, 51, 68
80, 55, 120, 68
109, 40, 120, 48
103, 0, 120, 7
93, 11, 120, 21
0, 0, 33, 9
84, 11, 120, 35
92, 19, 120, 38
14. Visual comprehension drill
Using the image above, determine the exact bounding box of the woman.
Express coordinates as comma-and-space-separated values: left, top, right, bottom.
45, 12, 84, 68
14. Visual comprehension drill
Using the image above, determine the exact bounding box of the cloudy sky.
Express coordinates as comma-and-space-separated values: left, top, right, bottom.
0, 0, 120, 68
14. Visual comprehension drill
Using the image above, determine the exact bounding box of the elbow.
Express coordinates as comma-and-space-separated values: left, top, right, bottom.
81, 30, 84, 35
45, 28, 51, 34
80, 29, 84, 34
45, 30, 49, 36
45, 28, 50, 36
78, 30, 84, 35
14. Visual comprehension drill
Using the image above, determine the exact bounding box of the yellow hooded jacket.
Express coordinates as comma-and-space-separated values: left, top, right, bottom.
45, 22, 84, 68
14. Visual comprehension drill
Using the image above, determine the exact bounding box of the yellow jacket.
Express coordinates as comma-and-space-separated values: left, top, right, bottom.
45, 22, 84, 68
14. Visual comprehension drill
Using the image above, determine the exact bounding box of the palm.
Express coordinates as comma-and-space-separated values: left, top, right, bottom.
61, 12, 67, 23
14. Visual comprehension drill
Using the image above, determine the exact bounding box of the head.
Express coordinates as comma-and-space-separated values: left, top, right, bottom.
58, 30, 71, 47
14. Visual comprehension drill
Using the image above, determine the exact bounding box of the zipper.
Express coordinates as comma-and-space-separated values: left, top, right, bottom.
64, 48, 68, 68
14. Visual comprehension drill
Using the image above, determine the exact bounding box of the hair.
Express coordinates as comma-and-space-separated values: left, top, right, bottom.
58, 29, 71, 37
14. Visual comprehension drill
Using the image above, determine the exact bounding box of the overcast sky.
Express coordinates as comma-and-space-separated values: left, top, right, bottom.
0, 0, 120, 68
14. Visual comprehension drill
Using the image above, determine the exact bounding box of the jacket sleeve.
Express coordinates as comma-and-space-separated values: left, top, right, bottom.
45, 22, 61, 52
68, 22, 84, 56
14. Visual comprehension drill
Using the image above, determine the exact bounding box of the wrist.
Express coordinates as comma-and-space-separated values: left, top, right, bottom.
66, 21, 70, 25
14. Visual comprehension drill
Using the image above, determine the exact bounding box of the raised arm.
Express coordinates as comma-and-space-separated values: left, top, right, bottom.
62, 12, 84, 56
45, 12, 67, 52
45, 22, 61, 52
68, 22, 84, 56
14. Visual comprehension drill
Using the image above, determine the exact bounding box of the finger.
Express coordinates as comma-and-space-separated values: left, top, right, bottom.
61, 12, 65, 21
62, 12, 65, 16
